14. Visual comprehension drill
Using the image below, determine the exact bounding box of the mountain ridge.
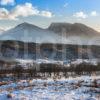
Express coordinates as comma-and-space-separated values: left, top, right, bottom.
0, 22, 100, 45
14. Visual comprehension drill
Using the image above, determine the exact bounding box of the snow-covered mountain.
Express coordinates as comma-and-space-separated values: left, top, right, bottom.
0, 23, 63, 43
0, 22, 100, 45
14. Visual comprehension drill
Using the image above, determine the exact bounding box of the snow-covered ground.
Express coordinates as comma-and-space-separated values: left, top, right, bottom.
71, 59, 99, 65
15, 58, 99, 66
0, 76, 100, 100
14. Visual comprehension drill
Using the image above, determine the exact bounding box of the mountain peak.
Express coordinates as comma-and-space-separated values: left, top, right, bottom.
48, 22, 90, 30
19, 22, 30, 26
48, 22, 99, 36
16, 22, 33, 27
15, 22, 42, 30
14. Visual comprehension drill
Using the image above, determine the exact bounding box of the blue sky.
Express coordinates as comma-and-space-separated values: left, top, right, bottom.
0, 0, 100, 31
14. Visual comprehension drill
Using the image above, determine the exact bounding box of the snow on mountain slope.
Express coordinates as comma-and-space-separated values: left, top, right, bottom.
0, 23, 64, 43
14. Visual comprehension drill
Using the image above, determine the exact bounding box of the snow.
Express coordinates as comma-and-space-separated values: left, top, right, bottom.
16, 58, 98, 65
14, 59, 64, 69
35, 59, 63, 64
70, 59, 98, 65
16, 59, 34, 64
0, 76, 100, 100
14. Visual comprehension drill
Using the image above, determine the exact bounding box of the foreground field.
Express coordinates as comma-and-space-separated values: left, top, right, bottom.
0, 76, 100, 100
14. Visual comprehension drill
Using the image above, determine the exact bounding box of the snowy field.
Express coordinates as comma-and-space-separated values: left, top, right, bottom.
0, 76, 100, 100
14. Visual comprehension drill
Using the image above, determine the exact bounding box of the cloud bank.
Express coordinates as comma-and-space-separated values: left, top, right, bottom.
73, 11, 98, 19
91, 11, 98, 16
73, 11, 87, 19
0, 3, 53, 20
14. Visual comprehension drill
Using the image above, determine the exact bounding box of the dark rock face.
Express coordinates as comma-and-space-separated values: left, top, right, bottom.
48, 23, 100, 37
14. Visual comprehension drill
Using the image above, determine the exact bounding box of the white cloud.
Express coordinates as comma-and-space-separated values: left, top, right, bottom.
40, 11, 53, 18
0, 0, 15, 5
0, 3, 53, 20
91, 11, 98, 16
73, 11, 88, 19
10, 3, 39, 20
0, 8, 9, 19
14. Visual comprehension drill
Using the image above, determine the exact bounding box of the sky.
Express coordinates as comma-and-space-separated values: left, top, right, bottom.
0, 0, 100, 31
